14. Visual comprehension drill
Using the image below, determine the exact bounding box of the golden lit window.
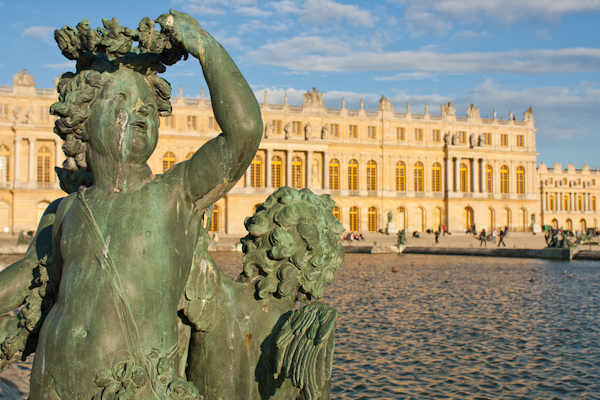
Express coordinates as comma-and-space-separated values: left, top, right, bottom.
368, 207, 377, 232
367, 126, 376, 139
432, 162, 441, 192
0, 145, 10, 183
292, 121, 302, 135
484, 132, 491, 145
516, 166, 525, 194
209, 205, 219, 232
348, 159, 358, 191
329, 158, 340, 190
592, 196, 597, 211
163, 115, 175, 129
433, 207, 442, 229
366, 160, 377, 191
330, 123, 340, 138
187, 115, 197, 130
250, 155, 262, 188
396, 161, 405, 191
432, 129, 440, 143
578, 195, 583, 211
460, 163, 468, 192
349, 125, 358, 139
208, 116, 220, 131
39, 106, 50, 123
415, 128, 423, 142
458, 131, 466, 144
549, 194, 555, 211
273, 120, 282, 134
349, 206, 359, 232
37, 146, 51, 184
486, 164, 493, 193
397, 127, 405, 141
291, 156, 303, 189
414, 162, 423, 192
501, 134, 508, 146
333, 206, 341, 221
415, 207, 424, 232
163, 151, 176, 172
0, 105, 8, 121
517, 135, 524, 147
397, 207, 406, 230
271, 156, 282, 188
500, 165, 509, 194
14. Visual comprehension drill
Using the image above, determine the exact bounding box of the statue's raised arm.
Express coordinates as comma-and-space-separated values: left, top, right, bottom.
157, 10, 263, 207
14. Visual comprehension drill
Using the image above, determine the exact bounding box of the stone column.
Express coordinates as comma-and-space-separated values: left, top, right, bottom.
306, 151, 312, 189
323, 151, 329, 190
445, 156, 451, 193
559, 192, 563, 211
480, 159, 486, 193
509, 160, 515, 194
266, 149, 272, 188
28, 138, 36, 183
55, 138, 63, 168
569, 193, 573, 211
286, 150, 292, 188
545, 192, 549, 211
473, 159, 479, 193
583, 192, 587, 212
14, 138, 20, 184
454, 157, 459, 192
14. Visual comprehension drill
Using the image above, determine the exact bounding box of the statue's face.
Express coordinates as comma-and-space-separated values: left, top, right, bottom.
87, 68, 159, 165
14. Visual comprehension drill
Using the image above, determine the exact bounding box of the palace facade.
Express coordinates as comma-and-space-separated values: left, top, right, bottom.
0, 70, 598, 236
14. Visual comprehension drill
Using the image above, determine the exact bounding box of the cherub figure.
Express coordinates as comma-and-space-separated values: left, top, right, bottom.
0, 10, 262, 399
185, 187, 344, 400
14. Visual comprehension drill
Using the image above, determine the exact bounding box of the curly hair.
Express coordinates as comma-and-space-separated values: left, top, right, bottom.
238, 187, 345, 303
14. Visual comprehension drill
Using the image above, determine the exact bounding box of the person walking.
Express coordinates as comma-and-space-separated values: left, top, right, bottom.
498, 229, 506, 247
442, 225, 447, 236
435, 230, 440, 244
479, 229, 487, 247
491, 229, 497, 244
212, 232, 219, 247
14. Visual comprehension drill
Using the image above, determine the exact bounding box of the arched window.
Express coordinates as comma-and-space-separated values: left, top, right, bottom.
37, 201, 50, 224
460, 163, 468, 192
163, 151, 176, 172
396, 161, 406, 191
566, 219, 572, 231
185, 152, 194, 160
250, 155, 262, 188
415, 207, 424, 232
37, 146, 51, 184
398, 207, 406, 230
366, 160, 377, 191
349, 206, 359, 232
348, 159, 358, 191
486, 164, 493, 193
0, 201, 9, 233
209, 206, 219, 232
463, 207, 473, 230
0, 145, 10, 183
516, 166, 525, 194
549, 194, 555, 211
333, 206, 341, 221
488, 208, 495, 230
578, 195, 583, 211
517, 208, 526, 231
500, 165, 509, 194
433, 207, 442, 229
592, 196, 597, 212
414, 162, 423, 192
291, 156, 303, 189
329, 158, 340, 190
272, 156, 282, 188
501, 208, 510, 229
432, 162, 441, 192
551, 219, 558, 229
564, 195, 569, 211
368, 206, 377, 232
580, 219, 587, 232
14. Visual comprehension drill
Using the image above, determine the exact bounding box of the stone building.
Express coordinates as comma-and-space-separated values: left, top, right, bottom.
0, 70, 597, 236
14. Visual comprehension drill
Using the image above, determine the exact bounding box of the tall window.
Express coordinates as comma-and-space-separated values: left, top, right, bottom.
592, 196, 597, 211
163, 115, 175, 129
349, 206, 359, 232
163, 151, 176, 172
208, 116, 220, 131
551, 219, 558, 229
580, 219, 587, 231
368, 207, 377, 232
432, 162, 441, 192
398, 207, 406, 230
458, 131, 466, 144
501, 134, 508, 146
396, 161, 406, 191
348, 159, 358, 191
367, 126, 376, 139
37, 146, 51, 184
516, 135, 524, 147
414, 162, 424, 192
549, 194, 555, 211
516, 166, 525, 194
578, 195, 583, 211
187, 115, 197, 130
291, 121, 302, 135
250, 155, 262, 188
518, 209, 526, 230
397, 127, 405, 141
416, 207, 424, 232
501, 208, 510, 228
486, 164, 493, 193
333, 206, 341, 221
484, 132, 491, 145
349, 125, 358, 139
0, 145, 10, 183
330, 123, 339, 138
366, 160, 377, 191
185, 152, 194, 160
39, 106, 50, 123
566, 219, 572, 231
433, 207, 442, 229
488, 208, 495, 229
415, 128, 423, 142
463, 207, 474, 230
291, 156, 303, 189
273, 120, 282, 134
500, 165, 509, 194
460, 163, 468, 192
209, 206, 219, 232
272, 156, 282, 188
432, 129, 440, 143
329, 158, 340, 190
564, 195, 569, 211
0, 105, 8, 121
0, 201, 9, 232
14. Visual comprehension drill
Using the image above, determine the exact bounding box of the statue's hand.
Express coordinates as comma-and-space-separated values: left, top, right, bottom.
156, 9, 211, 62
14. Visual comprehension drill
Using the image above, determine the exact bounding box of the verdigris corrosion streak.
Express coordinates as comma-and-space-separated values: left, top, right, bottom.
0, 9, 342, 400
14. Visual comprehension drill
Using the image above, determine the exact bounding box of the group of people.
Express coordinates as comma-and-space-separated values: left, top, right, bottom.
477, 227, 509, 247
343, 232, 365, 241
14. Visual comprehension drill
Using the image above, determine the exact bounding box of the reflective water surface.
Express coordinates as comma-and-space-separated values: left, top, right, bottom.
214, 253, 600, 400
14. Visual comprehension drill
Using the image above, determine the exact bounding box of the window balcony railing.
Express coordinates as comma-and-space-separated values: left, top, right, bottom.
348, 190, 360, 197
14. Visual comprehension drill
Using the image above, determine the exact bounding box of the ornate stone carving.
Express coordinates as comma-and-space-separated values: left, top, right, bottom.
379, 95, 393, 112
321, 124, 329, 139
264, 120, 274, 138
444, 132, 451, 145
469, 133, 477, 148
441, 102, 456, 116
553, 162, 562, 172
466, 104, 480, 118
302, 87, 324, 108
25, 109, 35, 125
13, 69, 35, 87
524, 107, 534, 122
304, 122, 312, 139
284, 122, 292, 139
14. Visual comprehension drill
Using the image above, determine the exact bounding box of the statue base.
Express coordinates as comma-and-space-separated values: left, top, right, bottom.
397, 244, 408, 253
541, 247, 578, 260
386, 222, 398, 235
532, 223, 542, 233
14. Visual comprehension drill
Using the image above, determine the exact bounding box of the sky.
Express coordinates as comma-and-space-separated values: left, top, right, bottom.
0, 0, 598, 168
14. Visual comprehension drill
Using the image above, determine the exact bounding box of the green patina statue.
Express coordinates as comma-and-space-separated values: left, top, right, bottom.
397, 229, 408, 246
0, 10, 342, 400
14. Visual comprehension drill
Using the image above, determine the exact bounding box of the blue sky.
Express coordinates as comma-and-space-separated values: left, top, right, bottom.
1, 0, 599, 168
